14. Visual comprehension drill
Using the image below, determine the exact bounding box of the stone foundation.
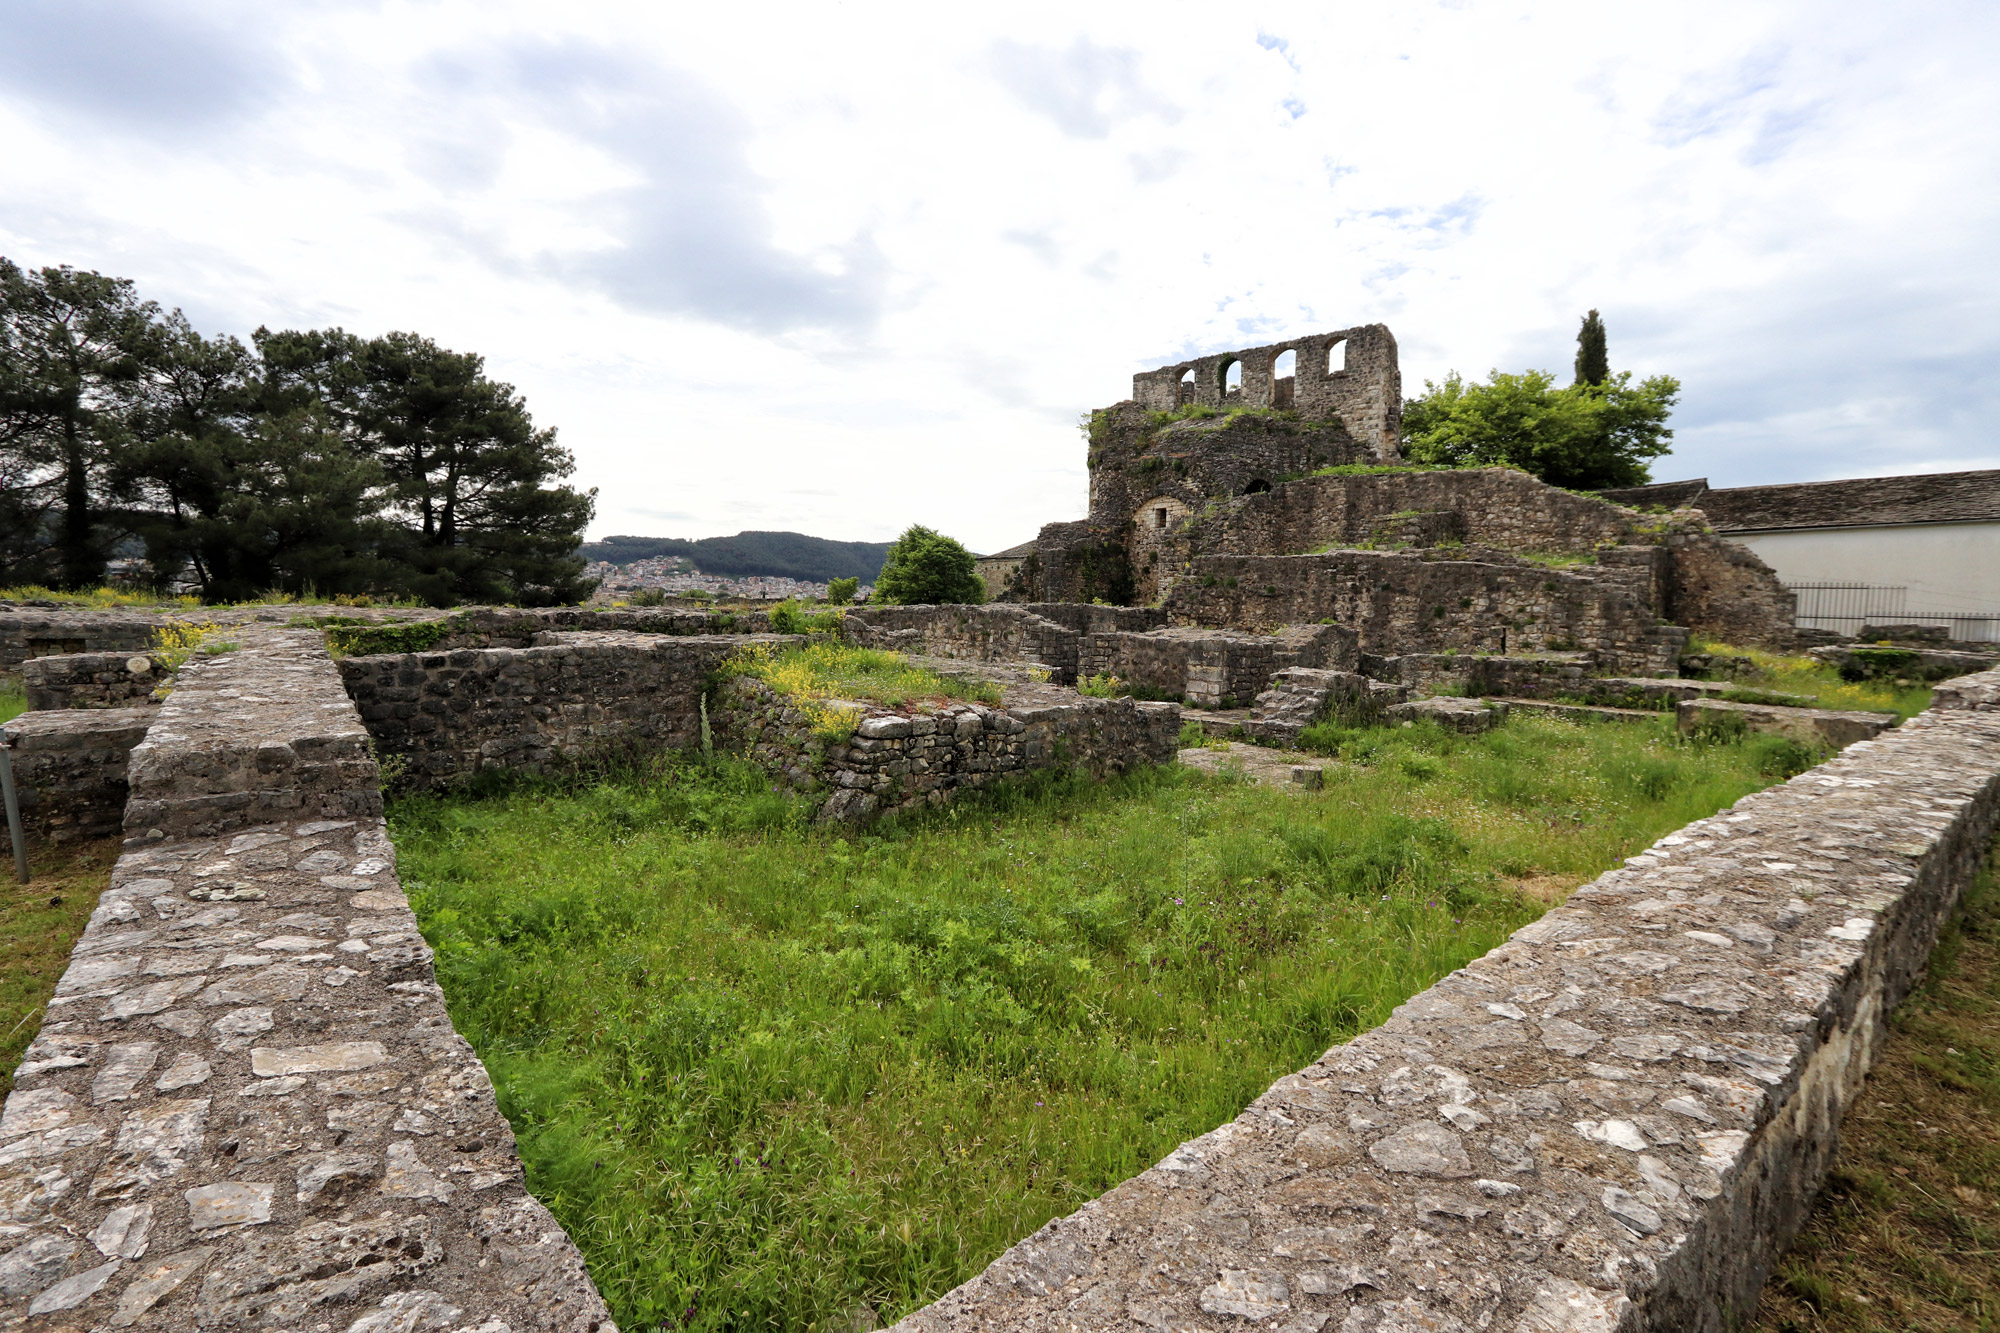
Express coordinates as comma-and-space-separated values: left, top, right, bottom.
335, 633, 794, 788
1083, 625, 1359, 708
0, 610, 160, 675
0, 624, 610, 1333
0, 708, 153, 843
23, 652, 165, 711
713, 677, 1182, 824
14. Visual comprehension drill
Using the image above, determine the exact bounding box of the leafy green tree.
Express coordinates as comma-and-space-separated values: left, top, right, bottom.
1574, 309, 1608, 386
825, 576, 859, 605
1401, 368, 1678, 490
0, 260, 161, 587
870, 525, 985, 605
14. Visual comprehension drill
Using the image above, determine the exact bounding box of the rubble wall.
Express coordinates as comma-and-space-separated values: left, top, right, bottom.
0, 707, 153, 843
0, 611, 160, 675
0, 625, 611, 1333
1164, 551, 1684, 675
336, 633, 793, 789
714, 678, 1181, 824
842, 605, 1082, 680
24, 652, 165, 711
887, 668, 2000, 1333
1080, 625, 1360, 708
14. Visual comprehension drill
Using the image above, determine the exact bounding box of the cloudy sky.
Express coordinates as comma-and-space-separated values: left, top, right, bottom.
3, 1, 1997, 552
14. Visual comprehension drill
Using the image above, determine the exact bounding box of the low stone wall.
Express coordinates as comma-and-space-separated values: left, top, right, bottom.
1164, 551, 1685, 675
714, 678, 1181, 823
337, 632, 793, 789
1082, 625, 1359, 708
123, 634, 382, 842
843, 605, 1082, 680
0, 707, 153, 842
23, 651, 165, 710
0, 624, 610, 1332
888, 668, 2000, 1333
436, 605, 773, 648
1242, 668, 1404, 746
0, 611, 160, 675
1677, 697, 1898, 749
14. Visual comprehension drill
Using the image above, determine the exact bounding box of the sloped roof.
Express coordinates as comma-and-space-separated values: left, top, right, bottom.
976, 539, 1040, 561
1597, 469, 2000, 532
1697, 469, 2000, 532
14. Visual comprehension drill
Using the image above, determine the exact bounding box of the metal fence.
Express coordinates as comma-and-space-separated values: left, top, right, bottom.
1785, 583, 2000, 643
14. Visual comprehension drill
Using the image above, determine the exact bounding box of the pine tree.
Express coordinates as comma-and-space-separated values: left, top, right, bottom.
1573, 309, 1609, 387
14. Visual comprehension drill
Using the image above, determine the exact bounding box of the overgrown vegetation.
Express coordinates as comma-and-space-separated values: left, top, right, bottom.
1750, 834, 2000, 1333
0, 583, 199, 608
1, 835, 118, 1099
725, 641, 1001, 742
321, 617, 451, 657
1689, 639, 1933, 720
1, 680, 25, 724
870, 525, 985, 606
150, 619, 236, 674
391, 712, 1800, 1332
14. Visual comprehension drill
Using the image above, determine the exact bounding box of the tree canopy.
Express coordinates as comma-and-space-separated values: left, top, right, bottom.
0, 258, 596, 604
870, 525, 985, 605
1401, 313, 1678, 489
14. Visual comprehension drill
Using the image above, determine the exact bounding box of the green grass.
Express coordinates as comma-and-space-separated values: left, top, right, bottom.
1751, 833, 2000, 1332
1, 836, 119, 1098
0, 682, 24, 725
390, 712, 1801, 1332
1691, 639, 1933, 720
730, 641, 1003, 711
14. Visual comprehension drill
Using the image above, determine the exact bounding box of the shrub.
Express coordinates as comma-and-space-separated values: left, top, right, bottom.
324, 619, 450, 657
825, 577, 859, 606
768, 599, 843, 636
871, 525, 985, 605
627, 588, 668, 607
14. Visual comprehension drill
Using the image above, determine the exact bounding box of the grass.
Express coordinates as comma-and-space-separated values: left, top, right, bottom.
0, 584, 197, 608
728, 641, 1004, 743
390, 712, 1803, 1333
1, 682, 24, 725
0, 835, 119, 1099
1750, 833, 2000, 1332
1690, 639, 1933, 720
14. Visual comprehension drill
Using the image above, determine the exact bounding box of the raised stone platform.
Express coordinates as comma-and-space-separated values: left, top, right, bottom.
0, 626, 610, 1332
22, 652, 164, 711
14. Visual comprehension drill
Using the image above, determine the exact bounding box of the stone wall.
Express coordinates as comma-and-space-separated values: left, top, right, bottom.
0, 610, 159, 675
337, 633, 790, 789
24, 652, 165, 711
886, 668, 2000, 1333
0, 708, 153, 842
435, 605, 773, 648
124, 634, 383, 842
0, 623, 610, 1333
1164, 551, 1687, 676
1128, 324, 1404, 457
843, 605, 1081, 680
1080, 625, 1359, 708
1666, 532, 1799, 649
713, 677, 1181, 824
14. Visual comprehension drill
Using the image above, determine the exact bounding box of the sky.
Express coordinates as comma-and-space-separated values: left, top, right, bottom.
3, 1, 1997, 553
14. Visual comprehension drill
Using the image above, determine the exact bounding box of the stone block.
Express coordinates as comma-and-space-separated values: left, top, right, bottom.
0, 706, 153, 842
1676, 697, 1895, 749
1386, 696, 1507, 733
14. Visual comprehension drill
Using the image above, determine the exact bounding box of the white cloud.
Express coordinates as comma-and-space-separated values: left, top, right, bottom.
1, 0, 1996, 552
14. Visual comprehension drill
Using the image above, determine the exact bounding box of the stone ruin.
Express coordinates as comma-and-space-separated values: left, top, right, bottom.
5, 322, 2000, 1331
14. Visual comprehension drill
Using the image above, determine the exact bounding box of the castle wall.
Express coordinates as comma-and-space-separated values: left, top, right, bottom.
1130, 325, 1404, 456
1164, 550, 1686, 675
1079, 624, 1360, 708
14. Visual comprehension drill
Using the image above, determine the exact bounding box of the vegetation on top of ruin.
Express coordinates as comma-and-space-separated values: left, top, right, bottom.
388, 711, 1805, 1331
0, 680, 24, 725
0, 258, 596, 606
725, 640, 1002, 740
1749, 832, 2000, 1333
1689, 638, 1935, 719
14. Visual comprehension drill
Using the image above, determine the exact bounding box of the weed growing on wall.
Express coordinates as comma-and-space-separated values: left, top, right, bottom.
1688, 639, 1934, 720
725, 642, 1001, 743
147, 621, 237, 692
321, 618, 451, 657
390, 712, 1799, 1332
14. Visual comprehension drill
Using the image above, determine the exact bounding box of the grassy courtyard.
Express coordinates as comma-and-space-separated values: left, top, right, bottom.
391, 712, 1814, 1333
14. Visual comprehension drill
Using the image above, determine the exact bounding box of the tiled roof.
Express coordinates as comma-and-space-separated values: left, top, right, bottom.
1599, 469, 2000, 532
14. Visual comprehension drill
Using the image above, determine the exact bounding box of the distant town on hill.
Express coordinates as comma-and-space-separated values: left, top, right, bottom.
578, 531, 893, 583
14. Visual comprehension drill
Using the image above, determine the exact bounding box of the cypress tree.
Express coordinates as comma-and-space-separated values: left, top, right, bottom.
1574, 309, 1609, 386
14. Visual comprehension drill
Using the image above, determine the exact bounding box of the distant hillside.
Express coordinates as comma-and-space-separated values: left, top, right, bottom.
579, 531, 892, 582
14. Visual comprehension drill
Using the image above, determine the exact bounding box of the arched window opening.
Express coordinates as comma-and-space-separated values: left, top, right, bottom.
1243, 478, 1272, 495
1328, 339, 1347, 374
1177, 367, 1195, 406
1221, 358, 1242, 399
1271, 348, 1296, 409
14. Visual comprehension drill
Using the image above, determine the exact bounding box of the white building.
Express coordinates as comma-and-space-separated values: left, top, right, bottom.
1601, 469, 2000, 642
